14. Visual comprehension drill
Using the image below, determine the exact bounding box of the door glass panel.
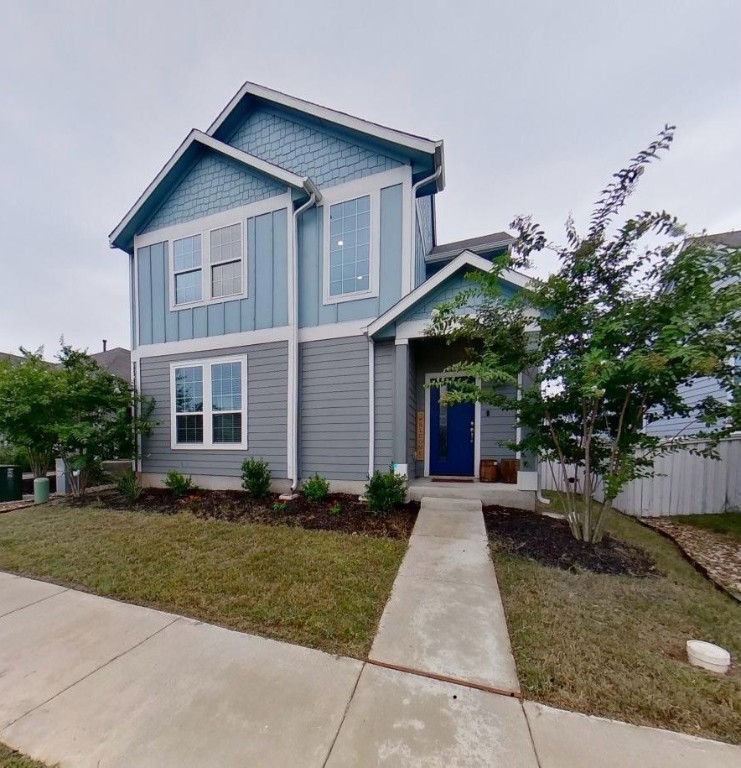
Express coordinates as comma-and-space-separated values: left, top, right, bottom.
438, 386, 448, 461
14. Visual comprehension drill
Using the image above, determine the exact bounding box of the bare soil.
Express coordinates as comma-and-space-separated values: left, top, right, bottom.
483, 505, 659, 577
69, 488, 419, 540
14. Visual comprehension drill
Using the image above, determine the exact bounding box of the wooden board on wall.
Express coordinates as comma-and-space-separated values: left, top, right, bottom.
415, 410, 425, 461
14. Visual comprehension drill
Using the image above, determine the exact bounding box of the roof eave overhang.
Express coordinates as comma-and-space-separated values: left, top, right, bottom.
109, 130, 316, 253
367, 251, 532, 337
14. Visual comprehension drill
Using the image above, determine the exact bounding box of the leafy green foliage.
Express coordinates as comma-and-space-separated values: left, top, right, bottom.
0, 350, 60, 476
429, 125, 740, 543
303, 473, 330, 502
330, 502, 343, 517
117, 468, 143, 503
365, 468, 408, 513
0, 345, 153, 493
163, 470, 194, 497
272, 501, 289, 514
241, 457, 271, 498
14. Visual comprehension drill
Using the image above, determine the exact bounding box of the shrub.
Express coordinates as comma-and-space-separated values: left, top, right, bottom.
303, 473, 330, 502
364, 468, 407, 513
272, 501, 289, 514
117, 468, 142, 503
329, 502, 343, 517
164, 470, 194, 497
241, 458, 271, 498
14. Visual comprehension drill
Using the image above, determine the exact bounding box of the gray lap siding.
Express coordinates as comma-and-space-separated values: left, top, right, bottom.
139, 341, 288, 478
300, 336, 370, 481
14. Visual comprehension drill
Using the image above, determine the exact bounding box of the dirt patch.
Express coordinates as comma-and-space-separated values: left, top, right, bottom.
483, 505, 659, 577
68, 488, 418, 540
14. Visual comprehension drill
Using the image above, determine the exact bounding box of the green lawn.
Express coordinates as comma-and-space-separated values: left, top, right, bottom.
491, 504, 741, 744
667, 511, 741, 542
0, 505, 406, 658
0, 743, 53, 768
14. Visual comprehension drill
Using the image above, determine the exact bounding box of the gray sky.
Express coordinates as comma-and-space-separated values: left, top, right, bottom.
0, 0, 739, 359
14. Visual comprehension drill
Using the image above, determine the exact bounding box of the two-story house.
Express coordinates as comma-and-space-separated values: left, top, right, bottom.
109, 82, 537, 501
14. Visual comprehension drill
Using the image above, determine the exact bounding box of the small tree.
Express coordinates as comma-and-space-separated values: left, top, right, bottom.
429, 126, 740, 543
53, 345, 153, 497
0, 350, 60, 477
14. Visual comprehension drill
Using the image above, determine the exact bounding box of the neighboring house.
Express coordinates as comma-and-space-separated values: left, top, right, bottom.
109, 82, 536, 493
645, 229, 739, 439
0, 346, 131, 382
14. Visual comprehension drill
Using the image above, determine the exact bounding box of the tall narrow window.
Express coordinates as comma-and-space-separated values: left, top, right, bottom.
329, 195, 371, 297
210, 223, 242, 299
173, 235, 202, 305
174, 366, 204, 444
211, 362, 242, 444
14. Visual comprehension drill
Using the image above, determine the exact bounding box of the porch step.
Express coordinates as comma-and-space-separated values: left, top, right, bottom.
408, 481, 535, 510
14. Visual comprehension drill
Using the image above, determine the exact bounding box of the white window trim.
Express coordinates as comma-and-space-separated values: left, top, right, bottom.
133, 193, 292, 313
207, 222, 245, 302
169, 355, 248, 450
171, 234, 204, 308
320, 167, 410, 306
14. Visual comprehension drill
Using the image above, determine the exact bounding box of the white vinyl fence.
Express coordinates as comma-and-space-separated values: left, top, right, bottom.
539, 436, 741, 517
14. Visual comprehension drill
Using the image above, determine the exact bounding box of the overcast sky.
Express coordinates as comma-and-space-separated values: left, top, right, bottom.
0, 0, 738, 359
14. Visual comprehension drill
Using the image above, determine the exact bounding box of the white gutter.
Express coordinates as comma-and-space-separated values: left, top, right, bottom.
411, 167, 443, 288
288, 180, 321, 491
368, 336, 375, 477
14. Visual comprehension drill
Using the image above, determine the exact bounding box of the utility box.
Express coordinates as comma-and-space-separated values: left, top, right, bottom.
0, 465, 23, 502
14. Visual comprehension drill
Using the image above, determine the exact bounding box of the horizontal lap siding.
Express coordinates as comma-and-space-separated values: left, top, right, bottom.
374, 342, 394, 471
480, 384, 516, 460
300, 337, 369, 481
140, 342, 288, 479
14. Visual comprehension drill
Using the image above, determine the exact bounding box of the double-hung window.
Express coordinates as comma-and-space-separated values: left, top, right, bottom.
210, 223, 242, 299
328, 195, 371, 299
171, 356, 247, 449
173, 235, 203, 305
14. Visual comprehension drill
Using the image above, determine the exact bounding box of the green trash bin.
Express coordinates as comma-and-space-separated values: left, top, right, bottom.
0, 465, 23, 502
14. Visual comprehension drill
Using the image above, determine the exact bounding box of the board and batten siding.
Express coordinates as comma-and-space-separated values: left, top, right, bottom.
299, 336, 369, 481
373, 341, 394, 471
140, 341, 288, 478
137, 208, 288, 346
297, 183, 404, 328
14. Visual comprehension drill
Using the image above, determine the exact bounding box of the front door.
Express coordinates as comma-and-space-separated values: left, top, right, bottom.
429, 383, 475, 476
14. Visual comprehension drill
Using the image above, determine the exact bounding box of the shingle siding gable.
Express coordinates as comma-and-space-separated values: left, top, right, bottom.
228, 107, 403, 189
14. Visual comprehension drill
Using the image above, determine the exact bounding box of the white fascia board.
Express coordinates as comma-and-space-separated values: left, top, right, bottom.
207, 81, 443, 159
109, 130, 312, 251
367, 251, 497, 336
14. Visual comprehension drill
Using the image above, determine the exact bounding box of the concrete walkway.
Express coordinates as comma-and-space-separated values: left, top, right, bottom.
0, 500, 739, 766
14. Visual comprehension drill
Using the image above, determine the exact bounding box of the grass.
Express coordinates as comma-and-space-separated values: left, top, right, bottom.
491, 500, 741, 744
667, 511, 741, 542
0, 743, 53, 768
0, 505, 406, 658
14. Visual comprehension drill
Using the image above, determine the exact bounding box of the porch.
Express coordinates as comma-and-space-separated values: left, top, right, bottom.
407, 477, 535, 511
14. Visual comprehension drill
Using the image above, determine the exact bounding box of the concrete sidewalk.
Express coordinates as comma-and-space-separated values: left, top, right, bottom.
0, 506, 739, 766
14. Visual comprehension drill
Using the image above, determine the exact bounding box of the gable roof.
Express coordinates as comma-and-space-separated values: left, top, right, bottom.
109, 130, 320, 253
427, 232, 514, 263
695, 229, 741, 249
208, 81, 444, 191
110, 82, 444, 254
367, 251, 530, 337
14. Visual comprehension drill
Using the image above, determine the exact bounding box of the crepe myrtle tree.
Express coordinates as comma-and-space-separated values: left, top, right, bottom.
428, 125, 740, 543
53, 345, 154, 497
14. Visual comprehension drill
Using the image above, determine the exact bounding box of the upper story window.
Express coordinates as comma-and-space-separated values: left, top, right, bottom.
210, 224, 243, 299
328, 195, 371, 298
173, 235, 203, 305
171, 356, 246, 449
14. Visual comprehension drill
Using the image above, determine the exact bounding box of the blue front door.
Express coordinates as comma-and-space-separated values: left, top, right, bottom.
429, 383, 475, 476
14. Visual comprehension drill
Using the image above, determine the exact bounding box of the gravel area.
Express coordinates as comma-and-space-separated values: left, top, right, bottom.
643, 518, 741, 600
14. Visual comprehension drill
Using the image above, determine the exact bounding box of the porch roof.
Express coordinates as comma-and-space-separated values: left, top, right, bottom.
367, 251, 531, 339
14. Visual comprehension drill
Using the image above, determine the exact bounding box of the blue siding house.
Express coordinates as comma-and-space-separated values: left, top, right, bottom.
110, 82, 536, 495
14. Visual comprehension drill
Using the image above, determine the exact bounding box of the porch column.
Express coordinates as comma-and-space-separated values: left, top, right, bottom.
517, 366, 538, 491
393, 340, 409, 477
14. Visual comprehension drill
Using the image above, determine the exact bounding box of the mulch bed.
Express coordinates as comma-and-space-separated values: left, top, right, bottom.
68, 488, 419, 540
483, 505, 659, 577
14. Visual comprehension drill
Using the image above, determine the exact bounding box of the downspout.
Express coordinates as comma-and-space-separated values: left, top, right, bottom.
289, 179, 321, 491
411, 166, 443, 288
368, 335, 375, 478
